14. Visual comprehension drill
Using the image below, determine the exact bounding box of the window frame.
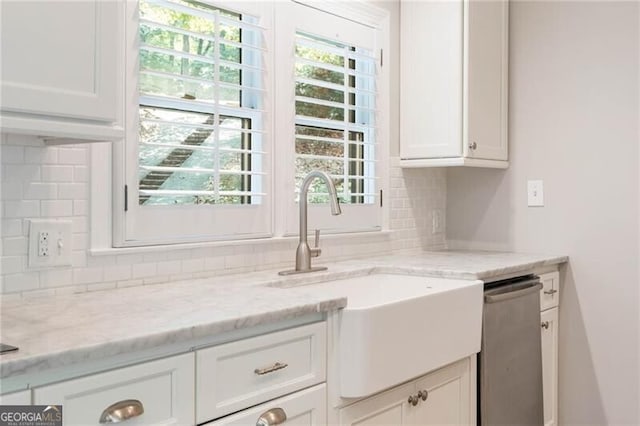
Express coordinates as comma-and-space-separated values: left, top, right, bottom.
106, 0, 389, 248
113, 0, 274, 247
274, 0, 389, 236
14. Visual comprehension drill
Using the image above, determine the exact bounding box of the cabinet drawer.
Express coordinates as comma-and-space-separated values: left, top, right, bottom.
203, 384, 326, 426
197, 322, 326, 423
540, 272, 560, 311
33, 353, 194, 426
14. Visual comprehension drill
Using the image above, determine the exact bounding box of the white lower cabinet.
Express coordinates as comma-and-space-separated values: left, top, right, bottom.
539, 271, 560, 426
204, 384, 326, 426
339, 357, 472, 426
33, 353, 194, 426
541, 307, 559, 426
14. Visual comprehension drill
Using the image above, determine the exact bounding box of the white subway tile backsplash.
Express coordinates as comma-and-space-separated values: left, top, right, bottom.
1, 183, 23, 200
73, 200, 88, 216
73, 267, 104, 285
25, 147, 58, 164
1, 256, 23, 274
40, 269, 73, 289
3, 200, 40, 218
2, 164, 41, 182
156, 260, 182, 276
73, 166, 89, 182
57, 147, 87, 165
2, 146, 25, 164
2, 272, 39, 293
58, 183, 88, 200
72, 250, 88, 268
23, 183, 58, 200
1, 219, 23, 237
132, 262, 157, 279
103, 264, 132, 282
2, 136, 446, 297
41, 165, 74, 182
41, 200, 74, 217
2, 236, 28, 256
182, 258, 204, 273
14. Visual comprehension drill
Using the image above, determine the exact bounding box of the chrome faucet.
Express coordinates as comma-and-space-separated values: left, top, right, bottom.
279, 171, 342, 275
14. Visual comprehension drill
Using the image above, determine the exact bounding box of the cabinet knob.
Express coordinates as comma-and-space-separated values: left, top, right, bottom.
256, 408, 287, 426
408, 395, 419, 406
468, 141, 477, 150
418, 389, 428, 401
541, 321, 550, 330
99, 399, 144, 423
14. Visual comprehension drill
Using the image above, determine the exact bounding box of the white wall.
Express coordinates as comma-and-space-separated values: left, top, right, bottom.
447, 2, 639, 424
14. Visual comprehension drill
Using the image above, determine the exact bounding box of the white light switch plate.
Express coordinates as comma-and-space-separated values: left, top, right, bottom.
28, 219, 73, 268
527, 180, 544, 207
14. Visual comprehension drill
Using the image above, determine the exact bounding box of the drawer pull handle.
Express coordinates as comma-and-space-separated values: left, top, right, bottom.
256, 407, 287, 426
99, 399, 144, 423
254, 362, 288, 375
541, 321, 550, 330
544, 289, 558, 295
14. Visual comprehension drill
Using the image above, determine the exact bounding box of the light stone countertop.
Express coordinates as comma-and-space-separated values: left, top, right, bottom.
0, 250, 567, 384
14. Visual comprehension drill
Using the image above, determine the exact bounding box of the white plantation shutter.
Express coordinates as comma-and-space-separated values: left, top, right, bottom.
137, 0, 265, 204
122, 0, 272, 245
294, 31, 377, 205
276, 2, 383, 234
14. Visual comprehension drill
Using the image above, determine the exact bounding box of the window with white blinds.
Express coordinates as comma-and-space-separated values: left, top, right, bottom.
120, 0, 272, 245
294, 31, 377, 206
275, 1, 384, 235
137, 0, 265, 206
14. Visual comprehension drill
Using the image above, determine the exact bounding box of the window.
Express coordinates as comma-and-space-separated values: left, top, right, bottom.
275, 2, 384, 234
117, 0, 387, 246
294, 31, 376, 206
120, 0, 272, 245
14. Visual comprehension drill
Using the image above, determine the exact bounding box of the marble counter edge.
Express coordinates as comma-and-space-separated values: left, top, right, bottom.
0, 297, 347, 381
0, 251, 569, 384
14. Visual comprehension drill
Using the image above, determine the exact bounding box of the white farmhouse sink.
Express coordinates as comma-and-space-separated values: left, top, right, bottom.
319, 273, 483, 398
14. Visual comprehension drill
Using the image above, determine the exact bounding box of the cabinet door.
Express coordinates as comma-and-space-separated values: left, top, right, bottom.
0, 1, 118, 122
33, 353, 194, 426
340, 357, 473, 426
339, 381, 414, 425
413, 358, 472, 426
400, 0, 464, 160
465, 0, 509, 161
204, 384, 326, 425
541, 308, 559, 426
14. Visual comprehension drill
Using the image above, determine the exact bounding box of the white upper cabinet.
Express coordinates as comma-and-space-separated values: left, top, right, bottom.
400, 0, 509, 168
0, 1, 123, 142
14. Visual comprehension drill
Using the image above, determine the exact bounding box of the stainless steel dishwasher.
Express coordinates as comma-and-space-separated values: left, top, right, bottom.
479, 275, 544, 426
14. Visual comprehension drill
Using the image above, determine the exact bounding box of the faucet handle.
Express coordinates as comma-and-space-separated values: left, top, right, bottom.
310, 229, 322, 258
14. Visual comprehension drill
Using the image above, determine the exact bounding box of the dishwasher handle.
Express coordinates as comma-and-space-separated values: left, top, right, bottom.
484, 281, 542, 304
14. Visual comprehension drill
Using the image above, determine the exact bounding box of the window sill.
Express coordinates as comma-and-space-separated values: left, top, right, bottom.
89, 229, 393, 257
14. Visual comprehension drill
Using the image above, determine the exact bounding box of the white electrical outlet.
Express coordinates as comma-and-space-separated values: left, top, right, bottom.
29, 220, 73, 268
38, 231, 50, 257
